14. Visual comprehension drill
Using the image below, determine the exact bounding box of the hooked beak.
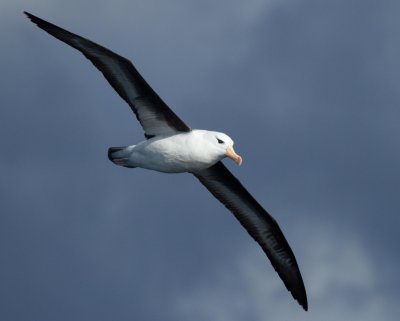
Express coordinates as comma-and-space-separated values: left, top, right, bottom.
225, 145, 243, 166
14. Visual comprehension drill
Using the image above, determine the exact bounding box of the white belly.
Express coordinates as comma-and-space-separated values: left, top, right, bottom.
126, 131, 222, 173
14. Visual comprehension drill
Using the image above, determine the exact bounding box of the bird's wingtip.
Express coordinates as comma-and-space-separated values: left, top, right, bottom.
24, 11, 37, 24
24, 11, 42, 25
294, 286, 308, 311
300, 298, 308, 311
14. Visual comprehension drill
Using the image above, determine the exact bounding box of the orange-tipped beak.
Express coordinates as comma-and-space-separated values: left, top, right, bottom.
225, 145, 243, 166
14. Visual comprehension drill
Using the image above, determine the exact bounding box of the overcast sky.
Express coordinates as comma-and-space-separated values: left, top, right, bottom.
1, 0, 400, 320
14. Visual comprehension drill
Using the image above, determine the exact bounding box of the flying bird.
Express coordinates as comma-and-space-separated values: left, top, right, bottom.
25, 12, 308, 310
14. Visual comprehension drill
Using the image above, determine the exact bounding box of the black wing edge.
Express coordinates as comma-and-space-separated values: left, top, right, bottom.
23, 11, 191, 136
193, 162, 308, 310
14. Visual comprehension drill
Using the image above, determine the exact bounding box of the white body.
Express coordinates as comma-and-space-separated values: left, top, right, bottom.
114, 130, 234, 173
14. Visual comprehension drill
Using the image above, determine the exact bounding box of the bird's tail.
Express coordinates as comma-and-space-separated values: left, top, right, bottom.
108, 146, 136, 168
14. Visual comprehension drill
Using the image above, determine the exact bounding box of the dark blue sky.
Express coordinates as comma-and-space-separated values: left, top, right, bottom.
1, 1, 400, 320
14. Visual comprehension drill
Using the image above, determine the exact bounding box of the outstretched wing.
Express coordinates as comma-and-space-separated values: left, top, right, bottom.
25, 12, 191, 138
193, 162, 308, 310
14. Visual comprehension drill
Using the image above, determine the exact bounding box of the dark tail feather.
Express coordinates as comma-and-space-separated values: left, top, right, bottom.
108, 146, 136, 168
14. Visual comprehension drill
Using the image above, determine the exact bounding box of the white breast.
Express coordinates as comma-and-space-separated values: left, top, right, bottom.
126, 130, 223, 173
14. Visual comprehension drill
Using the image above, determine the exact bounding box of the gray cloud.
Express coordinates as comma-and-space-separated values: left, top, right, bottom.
174, 225, 399, 321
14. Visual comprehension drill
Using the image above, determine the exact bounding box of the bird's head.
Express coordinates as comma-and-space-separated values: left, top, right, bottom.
208, 131, 243, 166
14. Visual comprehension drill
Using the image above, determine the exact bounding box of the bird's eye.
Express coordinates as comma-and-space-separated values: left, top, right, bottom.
217, 138, 224, 144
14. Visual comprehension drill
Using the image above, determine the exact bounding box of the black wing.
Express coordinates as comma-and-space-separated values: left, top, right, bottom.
24, 12, 191, 138
193, 162, 308, 310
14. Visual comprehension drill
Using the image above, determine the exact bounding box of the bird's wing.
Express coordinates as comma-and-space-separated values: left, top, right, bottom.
192, 161, 308, 310
24, 12, 191, 139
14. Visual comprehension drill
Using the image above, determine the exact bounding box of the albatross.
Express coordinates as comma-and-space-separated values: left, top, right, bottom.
25, 12, 308, 310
